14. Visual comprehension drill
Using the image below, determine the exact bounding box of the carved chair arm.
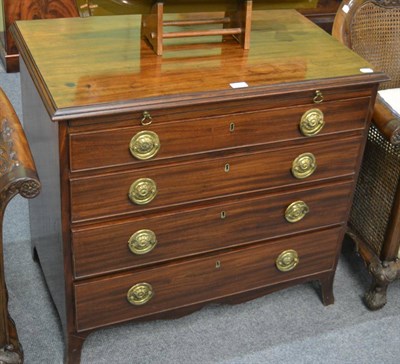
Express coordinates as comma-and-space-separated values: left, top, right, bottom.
0, 88, 40, 363
373, 95, 400, 146
0, 88, 41, 203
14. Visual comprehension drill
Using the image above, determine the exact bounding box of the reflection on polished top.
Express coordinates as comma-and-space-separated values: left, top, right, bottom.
75, 0, 320, 16
11, 10, 380, 119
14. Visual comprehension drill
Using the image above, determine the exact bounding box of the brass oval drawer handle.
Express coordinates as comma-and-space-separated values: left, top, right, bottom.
128, 229, 157, 255
291, 152, 317, 179
129, 178, 157, 205
300, 108, 325, 136
127, 283, 154, 306
129, 131, 160, 160
276, 249, 299, 272
285, 201, 309, 223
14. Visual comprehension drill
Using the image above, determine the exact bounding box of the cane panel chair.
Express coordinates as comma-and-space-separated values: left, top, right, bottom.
333, 0, 400, 309
0, 88, 41, 363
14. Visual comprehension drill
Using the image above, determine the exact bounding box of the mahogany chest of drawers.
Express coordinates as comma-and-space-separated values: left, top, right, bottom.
11, 10, 386, 363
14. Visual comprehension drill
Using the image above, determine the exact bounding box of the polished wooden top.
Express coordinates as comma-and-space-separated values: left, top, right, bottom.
11, 10, 386, 120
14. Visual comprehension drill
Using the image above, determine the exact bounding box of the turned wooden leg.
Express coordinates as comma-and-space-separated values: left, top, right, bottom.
65, 334, 87, 364
318, 272, 335, 306
364, 259, 400, 310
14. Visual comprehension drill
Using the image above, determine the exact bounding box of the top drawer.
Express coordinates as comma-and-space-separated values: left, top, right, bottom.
69, 97, 370, 172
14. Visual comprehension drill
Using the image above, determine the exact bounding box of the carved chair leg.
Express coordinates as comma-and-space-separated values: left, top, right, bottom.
0, 314, 23, 364
0, 287, 23, 364
364, 280, 389, 310
364, 258, 400, 310
0, 344, 22, 364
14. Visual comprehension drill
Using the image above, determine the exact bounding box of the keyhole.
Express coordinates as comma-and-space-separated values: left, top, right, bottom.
220, 211, 227, 219
225, 164, 230, 172
230, 123, 235, 132
216, 260, 221, 269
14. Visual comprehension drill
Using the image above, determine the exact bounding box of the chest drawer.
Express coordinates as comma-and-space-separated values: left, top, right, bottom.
70, 136, 362, 222
69, 97, 370, 172
72, 180, 352, 279
74, 227, 341, 332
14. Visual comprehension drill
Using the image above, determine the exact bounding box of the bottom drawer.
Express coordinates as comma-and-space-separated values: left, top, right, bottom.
75, 227, 342, 332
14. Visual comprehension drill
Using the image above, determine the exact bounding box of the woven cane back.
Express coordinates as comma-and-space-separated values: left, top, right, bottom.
349, 0, 400, 90
350, 125, 400, 258
340, 0, 400, 259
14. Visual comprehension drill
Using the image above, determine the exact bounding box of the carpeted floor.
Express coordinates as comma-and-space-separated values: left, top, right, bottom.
1, 64, 400, 364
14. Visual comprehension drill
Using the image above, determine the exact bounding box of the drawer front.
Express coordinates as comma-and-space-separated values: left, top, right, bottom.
74, 227, 342, 332
70, 137, 362, 222
72, 181, 353, 278
69, 97, 370, 171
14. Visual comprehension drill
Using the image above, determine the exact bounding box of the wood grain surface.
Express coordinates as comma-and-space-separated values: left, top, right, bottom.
72, 180, 353, 278
74, 227, 341, 332
69, 97, 370, 171
10, 10, 386, 119
70, 136, 362, 222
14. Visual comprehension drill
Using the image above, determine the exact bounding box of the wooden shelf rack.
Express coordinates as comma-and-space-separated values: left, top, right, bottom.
141, 0, 253, 55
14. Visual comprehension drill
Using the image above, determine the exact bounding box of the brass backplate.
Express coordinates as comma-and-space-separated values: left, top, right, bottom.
300, 108, 324, 136
285, 200, 309, 223
291, 152, 317, 179
128, 229, 157, 255
129, 130, 160, 160
276, 249, 299, 272
127, 282, 154, 306
128, 178, 157, 205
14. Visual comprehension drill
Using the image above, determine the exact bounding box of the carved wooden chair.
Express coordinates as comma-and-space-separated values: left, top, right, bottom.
0, 88, 41, 363
332, 0, 400, 309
